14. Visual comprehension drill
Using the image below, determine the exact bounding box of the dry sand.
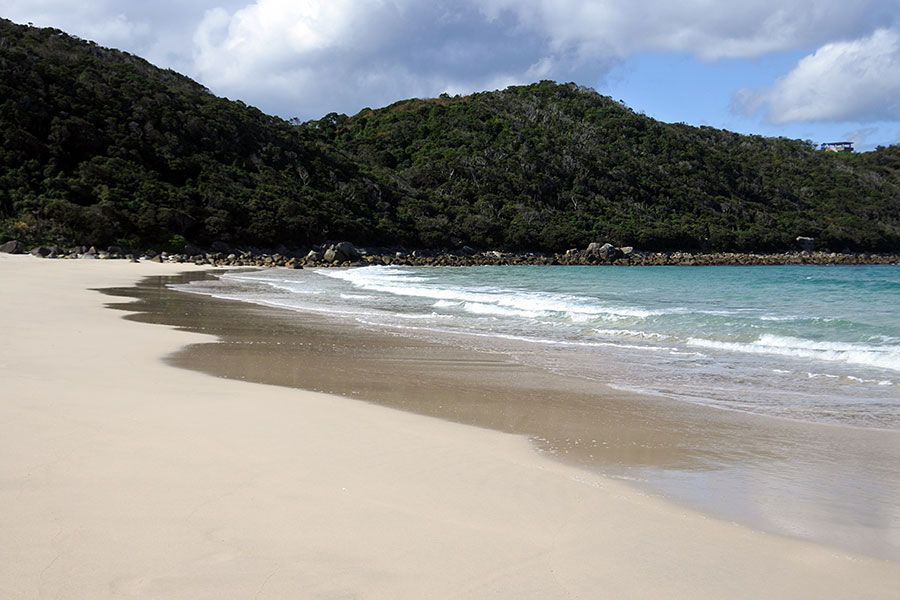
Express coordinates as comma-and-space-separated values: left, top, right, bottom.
2, 253, 899, 599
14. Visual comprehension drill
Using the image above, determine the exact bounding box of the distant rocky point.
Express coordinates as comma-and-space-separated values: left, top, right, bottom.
3, 239, 897, 267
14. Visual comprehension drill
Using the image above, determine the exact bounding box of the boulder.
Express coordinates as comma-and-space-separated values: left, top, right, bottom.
335, 241, 360, 261
324, 241, 360, 263
0, 240, 24, 254
306, 250, 324, 262
29, 246, 53, 258
585, 242, 623, 260
796, 236, 815, 252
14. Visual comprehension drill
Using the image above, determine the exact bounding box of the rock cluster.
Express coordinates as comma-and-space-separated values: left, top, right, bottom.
2, 238, 898, 267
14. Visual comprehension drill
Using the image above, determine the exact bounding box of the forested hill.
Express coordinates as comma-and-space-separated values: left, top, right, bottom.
317, 88, 900, 252
0, 18, 394, 250
2, 18, 900, 254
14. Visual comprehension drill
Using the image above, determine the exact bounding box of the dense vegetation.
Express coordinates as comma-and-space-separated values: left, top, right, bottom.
0, 18, 395, 251
317, 89, 900, 252
2, 18, 899, 253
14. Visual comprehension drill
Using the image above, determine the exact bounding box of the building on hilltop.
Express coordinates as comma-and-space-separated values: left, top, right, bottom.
821, 142, 854, 152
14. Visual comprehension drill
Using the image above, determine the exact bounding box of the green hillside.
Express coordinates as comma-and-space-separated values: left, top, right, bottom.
316, 85, 900, 252
2, 18, 899, 253
0, 18, 396, 250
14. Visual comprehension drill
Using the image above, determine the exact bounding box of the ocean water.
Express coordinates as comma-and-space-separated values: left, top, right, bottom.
175, 264, 900, 430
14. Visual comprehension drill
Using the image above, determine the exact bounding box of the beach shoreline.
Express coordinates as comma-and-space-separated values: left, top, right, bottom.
2, 253, 899, 599
110, 266, 900, 561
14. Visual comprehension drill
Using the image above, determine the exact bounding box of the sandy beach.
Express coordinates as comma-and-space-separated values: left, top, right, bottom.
2, 253, 900, 599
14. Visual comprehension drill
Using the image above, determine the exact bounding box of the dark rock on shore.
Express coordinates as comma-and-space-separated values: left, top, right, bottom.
2, 238, 898, 268
29, 246, 54, 258
0, 240, 25, 254
584, 242, 623, 261
796, 237, 816, 252
323, 241, 360, 263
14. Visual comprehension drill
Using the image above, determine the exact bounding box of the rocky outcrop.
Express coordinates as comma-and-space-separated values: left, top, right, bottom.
2, 238, 898, 268
29, 246, 56, 258
0, 240, 24, 254
584, 242, 623, 261
323, 241, 360, 263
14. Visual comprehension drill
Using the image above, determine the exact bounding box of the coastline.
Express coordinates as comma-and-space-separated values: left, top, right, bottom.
2, 253, 900, 599
7, 238, 900, 268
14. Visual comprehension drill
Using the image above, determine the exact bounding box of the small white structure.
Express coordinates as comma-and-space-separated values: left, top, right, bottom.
821, 142, 854, 152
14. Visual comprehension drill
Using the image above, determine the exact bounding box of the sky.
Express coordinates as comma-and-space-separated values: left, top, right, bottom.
3, 1, 900, 151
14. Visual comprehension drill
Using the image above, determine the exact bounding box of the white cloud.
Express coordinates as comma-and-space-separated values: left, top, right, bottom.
0, 1, 247, 74
187, 0, 898, 118
0, 1, 144, 46
4, 0, 900, 124
188, 0, 551, 117
479, 0, 892, 61
736, 29, 900, 124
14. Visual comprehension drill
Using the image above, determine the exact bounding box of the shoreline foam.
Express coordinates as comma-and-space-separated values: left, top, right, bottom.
2, 254, 900, 599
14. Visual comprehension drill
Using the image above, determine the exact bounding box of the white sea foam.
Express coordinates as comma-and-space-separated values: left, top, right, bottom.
322, 265, 667, 323
173, 264, 900, 429
597, 329, 675, 342
433, 300, 462, 308
687, 334, 900, 372
668, 350, 708, 358
847, 376, 895, 386
391, 311, 455, 320
461, 302, 546, 319
806, 372, 841, 379
320, 266, 432, 284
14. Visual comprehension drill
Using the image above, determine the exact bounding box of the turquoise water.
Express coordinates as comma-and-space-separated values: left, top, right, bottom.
177, 264, 900, 429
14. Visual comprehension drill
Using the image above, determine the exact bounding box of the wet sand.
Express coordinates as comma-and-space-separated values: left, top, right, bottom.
108, 269, 900, 561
